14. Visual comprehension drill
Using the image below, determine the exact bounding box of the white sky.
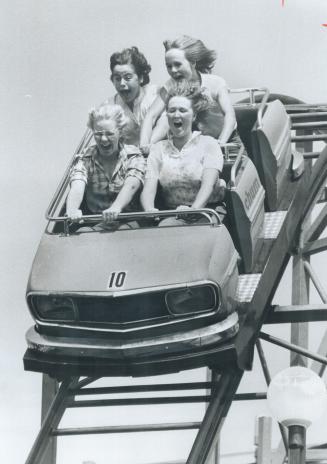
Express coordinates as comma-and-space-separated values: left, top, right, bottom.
1, 0, 327, 463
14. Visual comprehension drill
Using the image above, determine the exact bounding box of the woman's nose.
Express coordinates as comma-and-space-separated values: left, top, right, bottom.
119, 79, 128, 88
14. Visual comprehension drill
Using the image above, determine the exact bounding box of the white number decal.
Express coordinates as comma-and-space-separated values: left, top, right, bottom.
108, 271, 127, 289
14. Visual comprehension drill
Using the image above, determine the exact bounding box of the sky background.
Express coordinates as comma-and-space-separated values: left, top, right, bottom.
1, 0, 327, 463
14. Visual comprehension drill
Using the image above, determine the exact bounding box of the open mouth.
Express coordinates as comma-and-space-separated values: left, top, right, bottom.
100, 142, 112, 150
173, 121, 183, 129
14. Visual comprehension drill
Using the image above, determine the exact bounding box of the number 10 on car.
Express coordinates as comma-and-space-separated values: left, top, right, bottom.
108, 271, 127, 289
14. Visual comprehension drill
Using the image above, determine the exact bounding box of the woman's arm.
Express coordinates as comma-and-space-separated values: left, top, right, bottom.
140, 96, 166, 153
150, 112, 169, 144
66, 180, 86, 221
191, 168, 219, 209
102, 177, 141, 222
140, 178, 159, 211
216, 85, 237, 144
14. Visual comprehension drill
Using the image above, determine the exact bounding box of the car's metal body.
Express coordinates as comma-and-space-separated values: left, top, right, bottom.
25, 88, 307, 377
26, 213, 239, 363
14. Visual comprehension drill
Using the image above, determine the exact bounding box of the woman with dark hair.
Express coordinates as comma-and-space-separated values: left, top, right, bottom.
141, 83, 225, 225
140, 35, 244, 155
105, 46, 163, 146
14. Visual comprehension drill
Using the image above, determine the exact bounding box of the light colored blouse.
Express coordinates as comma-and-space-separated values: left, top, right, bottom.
106, 83, 159, 145
146, 132, 224, 209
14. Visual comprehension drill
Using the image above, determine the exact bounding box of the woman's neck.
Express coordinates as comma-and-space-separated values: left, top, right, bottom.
98, 150, 119, 174
189, 69, 201, 85
172, 132, 193, 151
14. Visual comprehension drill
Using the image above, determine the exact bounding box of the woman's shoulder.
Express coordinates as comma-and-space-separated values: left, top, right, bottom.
143, 83, 159, 96
81, 144, 98, 159
197, 134, 222, 150
121, 144, 142, 158
201, 73, 227, 90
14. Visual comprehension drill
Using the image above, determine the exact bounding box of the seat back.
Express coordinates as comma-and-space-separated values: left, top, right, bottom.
226, 154, 265, 273
251, 100, 292, 211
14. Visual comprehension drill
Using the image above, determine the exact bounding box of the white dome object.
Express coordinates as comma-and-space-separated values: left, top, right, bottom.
267, 366, 327, 428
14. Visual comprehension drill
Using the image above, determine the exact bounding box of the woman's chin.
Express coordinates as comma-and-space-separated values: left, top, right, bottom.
98, 146, 116, 157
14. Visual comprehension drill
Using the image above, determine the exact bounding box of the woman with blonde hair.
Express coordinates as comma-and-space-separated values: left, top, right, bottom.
66, 103, 145, 227
140, 35, 243, 155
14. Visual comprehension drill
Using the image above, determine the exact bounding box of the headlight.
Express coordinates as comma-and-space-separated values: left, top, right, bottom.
31, 295, 78, 322
165, 285, 218, 316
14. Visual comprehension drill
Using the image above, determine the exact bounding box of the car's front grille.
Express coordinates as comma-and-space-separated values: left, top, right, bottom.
75, 294, 168, 324
30, 292, 169, 326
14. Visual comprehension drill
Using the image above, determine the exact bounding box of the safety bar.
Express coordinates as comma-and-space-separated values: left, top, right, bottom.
54, 209, 222, 235
229, 147, 245, 189
46, 129, 93, 220
230, 87, 270, 107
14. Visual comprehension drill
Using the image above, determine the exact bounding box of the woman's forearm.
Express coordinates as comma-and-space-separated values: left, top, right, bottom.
140, 178, 158, 210
192, 169, 219, 209
66, 180, 85, 215
218, 112, 236, 143
111, 177, 141, 211
140, 96, 165, 148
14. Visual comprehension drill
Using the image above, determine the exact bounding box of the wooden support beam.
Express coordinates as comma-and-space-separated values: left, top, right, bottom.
265, 304, 327, 324
291, 253, 309, 367
305, 203, 327, 242
303, 237, 327, 256
25, 377, 78, 464
40, 375, 58, 464
53, 422, 202, 436
74, 382, 215, 396
256, 417, 272, 464
259, 332, 327, 366
186, 369, 243, 464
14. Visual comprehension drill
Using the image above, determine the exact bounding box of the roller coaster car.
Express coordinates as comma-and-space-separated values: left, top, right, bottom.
24, 91, 309, 378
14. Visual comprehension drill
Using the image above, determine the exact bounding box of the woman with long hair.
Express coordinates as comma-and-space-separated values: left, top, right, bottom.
140, 35, 243, 155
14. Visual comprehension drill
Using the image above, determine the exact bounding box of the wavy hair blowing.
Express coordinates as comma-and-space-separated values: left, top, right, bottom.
165, 80, 212, 115
110, 46, 151, 86
87, 104, 127, 136
163, 35, 216, 74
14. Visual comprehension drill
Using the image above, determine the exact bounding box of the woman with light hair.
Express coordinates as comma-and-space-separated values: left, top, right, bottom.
140, 35, 244, 155
66, 103, 145, 226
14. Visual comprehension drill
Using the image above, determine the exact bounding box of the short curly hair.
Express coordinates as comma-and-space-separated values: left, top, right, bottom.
163, 35, 216, 74
165, 80, 212, 115
87, 103, 126, 136
110, 46, 151, 86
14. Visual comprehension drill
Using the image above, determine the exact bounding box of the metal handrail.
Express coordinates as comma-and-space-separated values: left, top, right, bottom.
219, 142, 238, 161
230, 147, 245, 188
53, 208, 222, 223
229, 86, 270, 131
256, 88, 270, 129
46, 128, 93, 220
53, 209, 222, 235
230, 87, 270, 107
